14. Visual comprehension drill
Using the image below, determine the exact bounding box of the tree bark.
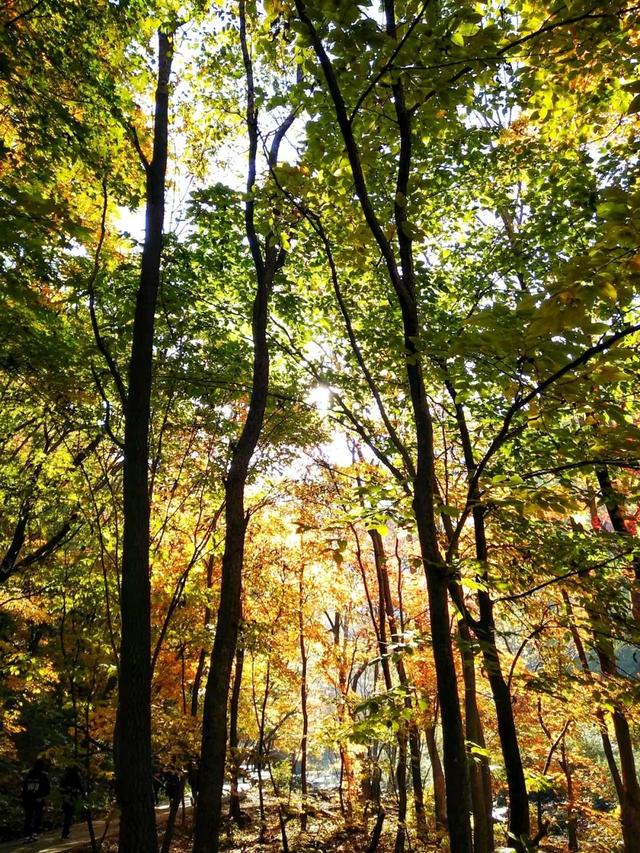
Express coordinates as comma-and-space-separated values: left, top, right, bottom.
229, 625, 245, 823
594, 627, 640, 852
367, 808, 386, 853
425, 723, 448, 830
329, 608, 357, 824
192, 285, 269, 853
394, 725, 408, 853
447, 386, 529, 849
558, 738, 578, 852
292, 3, 473, 846
160, 779, 185, 853
299, 564, 309, 832
191, 556, 214, 717
458, 620, 493, 853
192, 4, 293, 849
370, 530, 428, 843
116, 29, 172, 853
563, 590, 640, 851
596, 466, 640, 622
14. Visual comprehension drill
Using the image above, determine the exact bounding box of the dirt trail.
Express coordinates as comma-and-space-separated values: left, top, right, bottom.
0, 803, 187, 853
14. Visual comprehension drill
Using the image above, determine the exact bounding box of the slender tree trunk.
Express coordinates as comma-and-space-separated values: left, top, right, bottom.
117, 30, 173, 853
476, 592, 529, 849
458, 620, 493, 853
160, 780, 185, 853
563, 590, 640, 851
331, 609, 356, 824
293, 4, 473, 846
448, 387, 528, 848
192, 5, 293, 848
425, 723, 447, 830
593, 471, 640, 846
256, 659, 270, 843
193, 475, 251, 853
367, 808, 386, 853
558, 738, 578, 852
394, 725, 408, 853
594, 629, 640, 852
407, 727, 428, 843
191, 556, 214, 717
299, 564, 309, 832
229, 627, 245, 823
369, 530, 428, 843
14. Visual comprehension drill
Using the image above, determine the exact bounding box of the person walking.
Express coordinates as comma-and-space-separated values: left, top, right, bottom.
59, 765, 84, 839
22, 758, 50, 842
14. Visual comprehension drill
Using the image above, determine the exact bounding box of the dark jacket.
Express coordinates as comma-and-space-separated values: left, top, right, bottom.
60, 767, 84, 805
22, 768, 50, 802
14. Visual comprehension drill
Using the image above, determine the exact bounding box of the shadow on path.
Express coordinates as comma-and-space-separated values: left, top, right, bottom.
0, 803, 190, 853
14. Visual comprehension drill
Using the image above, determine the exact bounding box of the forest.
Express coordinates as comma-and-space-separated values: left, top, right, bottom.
1, 0, 639, 851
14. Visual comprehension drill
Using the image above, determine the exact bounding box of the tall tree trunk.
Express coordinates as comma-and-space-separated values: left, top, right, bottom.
476, 585, 529, 849
229, 625, 245, 823
367, 808, 386, 853
256, 658, 271, 843
369, 530, 428, 843
593, 623, 640, 852
458, 620, 493, 853
193, 472, 253, 852
407, 727, 427, 843
299, 564, 309, 832
192, 5, 293, 850
293, 4, 473, 846
563, 590, 640, 852
331, 609, 356, 824
448, 385, 529, 849
595, 467, 640, 846
160, 779, 185, 853
117, 30, 173, 853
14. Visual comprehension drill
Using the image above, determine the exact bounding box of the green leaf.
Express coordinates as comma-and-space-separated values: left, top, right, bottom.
627, 93, 640, 114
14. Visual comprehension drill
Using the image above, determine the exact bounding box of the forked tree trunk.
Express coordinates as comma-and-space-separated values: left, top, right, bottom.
293, 3, 473, 846
448, 386, 528, 849
117, 29, 173, 853
192, 5, 293, 850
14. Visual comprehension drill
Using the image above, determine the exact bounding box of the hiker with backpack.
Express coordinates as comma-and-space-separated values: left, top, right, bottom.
22, 758, 50, 842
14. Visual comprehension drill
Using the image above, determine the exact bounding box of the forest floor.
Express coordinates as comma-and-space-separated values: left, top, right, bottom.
0, 796, 618, 852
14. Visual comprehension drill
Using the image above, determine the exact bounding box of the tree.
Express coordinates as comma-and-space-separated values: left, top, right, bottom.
115, 28, 174, 853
